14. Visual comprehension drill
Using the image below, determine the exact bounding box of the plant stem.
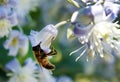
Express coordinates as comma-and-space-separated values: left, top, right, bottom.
67, 0, 80, 8
54, 19, 70, 28
17, 25, 23, 33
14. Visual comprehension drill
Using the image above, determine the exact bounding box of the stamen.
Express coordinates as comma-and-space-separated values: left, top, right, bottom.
85, 38, 88, 43
97, 45, 104, 58
75, 48, 87, 62
100, 54, 104, 58
92, 50, 95, 57
69, 44, 86, 56
90, 45, 93, 50
86, 57, 89, 62
110, 44, 115, 48
81, 41, 85, 44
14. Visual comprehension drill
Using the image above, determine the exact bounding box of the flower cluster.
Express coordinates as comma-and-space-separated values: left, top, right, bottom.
4, 30, 29, 56
6, 58, 38, 82
0, 0, 18, 37
70, 0, 120, 61
0, 0, 40, 56
0, 0, 40, 37
16, 0, 40, 24
6, 58, 73, 82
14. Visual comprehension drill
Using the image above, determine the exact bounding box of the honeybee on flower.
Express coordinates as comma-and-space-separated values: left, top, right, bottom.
29, 24, 58, 70
69, 0, 120, 61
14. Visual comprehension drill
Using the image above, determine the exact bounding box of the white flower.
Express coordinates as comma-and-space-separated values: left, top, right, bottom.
104, 0, 120, 21
29, 24, 58, 53
16, 0, 39, 18
0, 5, 18, 38
0, 19, 12, 37
4, 30, 29, 56
38, 68, 56, 82
6, 58, 38, 82
70, 3, 120, 61
57, 76, 73, 82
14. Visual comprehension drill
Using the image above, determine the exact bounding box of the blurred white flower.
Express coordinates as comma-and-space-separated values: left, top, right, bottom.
16, 0, 39, 18
4, 30, 29, 56
29, 24, 58, 53
0, 5, 18, 38
6, 58, 38, 82
57, 76, 73, 82
38, 68, 56, 82
70, 3, 120, 61
0, 19, 12, 37
7, 0, 19, 8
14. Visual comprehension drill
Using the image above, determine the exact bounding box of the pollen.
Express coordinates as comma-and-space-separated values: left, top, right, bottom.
11, 37, 19, 46
0, 19, 9, 28
0, 19, 11, 37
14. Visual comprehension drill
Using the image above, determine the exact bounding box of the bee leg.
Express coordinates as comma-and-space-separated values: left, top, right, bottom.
46, 49, 57, 56
46, 46, 57, 56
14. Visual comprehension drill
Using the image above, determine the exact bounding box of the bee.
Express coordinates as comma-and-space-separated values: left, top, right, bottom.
32, 42, 57, 70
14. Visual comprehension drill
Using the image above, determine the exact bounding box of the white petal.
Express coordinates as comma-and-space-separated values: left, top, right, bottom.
25, 77, 38, 82
29, 24, 58, 52
39, 68, 56, 82
8, 76, 20, 82
38, 24, 58, 50
4, 30, 20, 49
19, 34, 29, 56
71, 11, 79, 23
0, 19, 11, 37
3, 38, 13, 49
6, 58, 21, 72
91, 4, 105, 23
57, 76, 73, 82
8, 46, 19, 56
30, 30, 39, 36
9, 30, 20, 37
24, 58, 37, 70
29, 30, 39, 47
7, 11, 18, 26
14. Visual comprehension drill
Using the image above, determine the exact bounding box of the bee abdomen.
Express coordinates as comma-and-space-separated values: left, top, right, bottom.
41, 58, 55, 70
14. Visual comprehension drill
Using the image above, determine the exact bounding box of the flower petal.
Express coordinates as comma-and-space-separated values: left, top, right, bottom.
90, 4, 105, 23
29, 30, 39, 47
8, 46, 19, 56
24, 58, 37, 70
6, 58, 21, 72
7, 11, 18, 26
38, 24, 58, 48
7, 0, 19, 7
29, 24, 58, 52
18, 34, 29, 56
71, 11, 79, 23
